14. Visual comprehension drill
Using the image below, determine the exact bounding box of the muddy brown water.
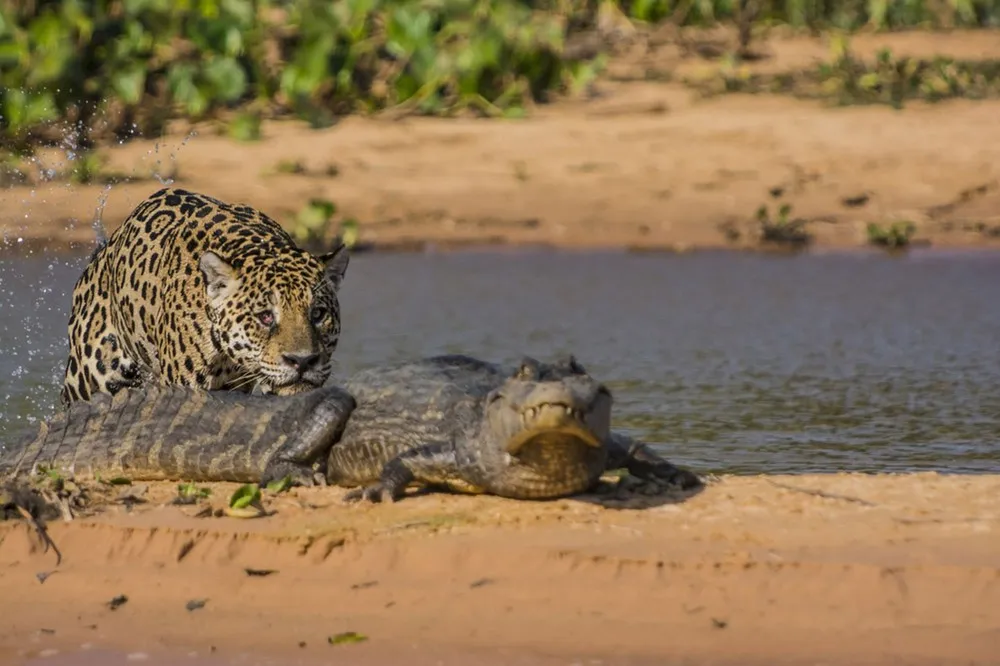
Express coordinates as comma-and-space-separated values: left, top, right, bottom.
2, 247, 999, 474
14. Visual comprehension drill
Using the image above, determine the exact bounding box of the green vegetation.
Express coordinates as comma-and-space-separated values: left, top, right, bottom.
693, 36, 1000, 108
755, 200, 811, 248
4, 1, 1000, 155
0, 0, 601, 152
176, 481, 212, 503
289, 198, 361, 253
867, 220, 917, 248
265, 474, 294, 494
621, 0, 1000, 29
328, 631, 369, 645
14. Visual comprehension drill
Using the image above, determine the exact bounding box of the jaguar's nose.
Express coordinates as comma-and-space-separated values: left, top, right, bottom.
282, 352, 320, 373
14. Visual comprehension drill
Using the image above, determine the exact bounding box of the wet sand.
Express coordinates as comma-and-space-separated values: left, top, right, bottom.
4, 29, 1000, 255
1, 473, 997, 665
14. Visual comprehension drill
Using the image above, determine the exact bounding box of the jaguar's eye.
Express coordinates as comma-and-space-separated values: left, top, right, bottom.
310, 307, 327, 324
257, 311, 275, 327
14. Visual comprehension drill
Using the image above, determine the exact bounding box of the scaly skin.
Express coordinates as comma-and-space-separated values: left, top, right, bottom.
0, 384, 355, 485
0, 355, 701, 503
328, 354, 702, 502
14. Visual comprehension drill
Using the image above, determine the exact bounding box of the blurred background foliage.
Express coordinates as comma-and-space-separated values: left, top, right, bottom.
2, 0, 1000, 151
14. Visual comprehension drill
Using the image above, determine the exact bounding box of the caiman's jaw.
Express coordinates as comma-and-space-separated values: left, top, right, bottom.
503, 398, 609, 455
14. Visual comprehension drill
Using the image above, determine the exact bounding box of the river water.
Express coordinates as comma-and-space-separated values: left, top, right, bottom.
2, 247, 998, 475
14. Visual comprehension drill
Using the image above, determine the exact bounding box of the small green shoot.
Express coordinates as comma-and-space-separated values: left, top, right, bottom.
68, 151, 108, 185
177, 482, 212, 503
226, 483, 265, 518
340, 218, 359, 249
265, 475, 294, 494
866, 221, 916, 249
328, 632, 368, 645
228, 111, 263, 143
291, 198, 338, 249
229, 484, 261, 509
274, 159, 306, 175
756, 201, 811, 248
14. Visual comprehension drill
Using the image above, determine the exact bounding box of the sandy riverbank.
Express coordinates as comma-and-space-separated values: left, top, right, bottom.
1, 473, 997, 665
4, 29, 1000, 256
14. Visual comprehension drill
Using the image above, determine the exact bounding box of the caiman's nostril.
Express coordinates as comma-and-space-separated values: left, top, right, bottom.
282, 352, 320, 373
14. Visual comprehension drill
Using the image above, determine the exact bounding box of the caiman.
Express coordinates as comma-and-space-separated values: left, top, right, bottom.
0, 354, 702, 502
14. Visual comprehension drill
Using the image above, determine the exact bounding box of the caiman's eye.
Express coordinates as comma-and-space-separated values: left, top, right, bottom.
310, 306, 327, 324
257, 311, 275, 327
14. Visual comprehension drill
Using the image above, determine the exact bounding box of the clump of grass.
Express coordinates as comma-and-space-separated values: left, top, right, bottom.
227, 111, 263, 143
175, 482, 212, 505
0, 152, 28, 187
291, 198, 338, 250
265, 475, 294, 494
291, 198, 363, 253
867, 220, 916, 249
273, 159, 307, 175
687, 35, 1000, 108
328, 631, 368, 645
68, 151, 108, 185
756, 201, 811, 248
225, 483, 265, 519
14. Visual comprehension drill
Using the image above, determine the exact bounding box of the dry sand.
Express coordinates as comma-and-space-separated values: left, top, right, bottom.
1, 473, 997, 665
4, 29, 1000, 255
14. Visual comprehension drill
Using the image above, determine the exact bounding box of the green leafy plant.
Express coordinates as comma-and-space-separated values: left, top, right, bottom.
4, 2, 1000, 153
328, 631, 368, 645
274, 159, 307, 175
176, 482, 212, 503
226, 483, 265, 518
687, 35, 1000, 108
755, 201, 810, 248
292, 198, 338, 250
227, 111, 263, 142
867, 220, 916, 249
265, 475, 294, 494
68, 151, 108, 185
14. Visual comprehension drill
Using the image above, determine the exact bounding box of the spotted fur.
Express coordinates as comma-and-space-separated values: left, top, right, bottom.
60, 187, 350, 406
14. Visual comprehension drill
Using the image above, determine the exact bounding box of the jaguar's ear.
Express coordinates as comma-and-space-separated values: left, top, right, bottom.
199, 251, 239, 308
319, 242, 350, 289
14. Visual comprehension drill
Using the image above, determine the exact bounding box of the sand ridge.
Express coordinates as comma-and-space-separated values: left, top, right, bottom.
1, 473, 997, 665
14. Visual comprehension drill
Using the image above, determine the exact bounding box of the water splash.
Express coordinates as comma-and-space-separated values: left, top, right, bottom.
0, 252, 87, 451
0, 103, 210, 455
149, 128, 199, 185
93, 183, 113, 247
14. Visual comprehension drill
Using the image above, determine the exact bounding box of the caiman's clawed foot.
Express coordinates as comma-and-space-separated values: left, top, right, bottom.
647, 463, 703, 490
628, 457, 704, 491
607, 434, 705, 492
259, 461, 323, 489
343, 483, 400, 504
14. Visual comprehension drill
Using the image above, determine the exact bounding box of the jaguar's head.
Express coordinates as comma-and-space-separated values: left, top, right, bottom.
198, 241, 350, 395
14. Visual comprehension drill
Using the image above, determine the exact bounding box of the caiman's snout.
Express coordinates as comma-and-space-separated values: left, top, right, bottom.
519, 402, 589, 429
504, 383, 612, 455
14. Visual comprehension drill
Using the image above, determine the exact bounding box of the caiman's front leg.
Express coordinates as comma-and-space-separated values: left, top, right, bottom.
343, 443, 464, 504
605, 432, 703, 490
259, 387, 357, 488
